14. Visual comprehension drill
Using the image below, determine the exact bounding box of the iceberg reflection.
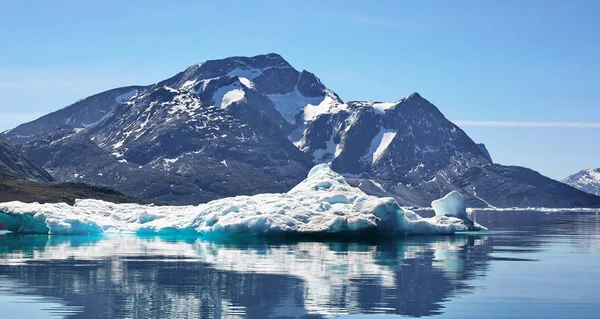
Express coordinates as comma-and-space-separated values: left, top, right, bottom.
0, 234, 492, 318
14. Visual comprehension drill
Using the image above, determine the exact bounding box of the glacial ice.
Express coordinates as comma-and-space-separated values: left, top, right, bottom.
432, 191, 469, 220
0, 164, 485, 236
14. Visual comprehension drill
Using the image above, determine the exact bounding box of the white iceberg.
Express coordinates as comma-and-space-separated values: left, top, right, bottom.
432, 191, 469, 220
0, 164, 485, 236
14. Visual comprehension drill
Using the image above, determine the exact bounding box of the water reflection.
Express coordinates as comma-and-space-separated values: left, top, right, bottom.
0, 211, 598, 319
0, 234, 491, 318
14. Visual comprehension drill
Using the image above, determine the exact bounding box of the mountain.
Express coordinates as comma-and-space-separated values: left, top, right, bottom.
563, 169, 600, 196
298, 93, 493, 206
0, 137, 149, 205
4, 53, 600, 208
0, 173, 152, 205
452, 165, 600, 208
0, 136, 53, 182
298, 93, 600, 208
3, 54, 319, 204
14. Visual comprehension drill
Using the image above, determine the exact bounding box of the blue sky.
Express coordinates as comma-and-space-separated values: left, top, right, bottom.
1, 0, 599, 180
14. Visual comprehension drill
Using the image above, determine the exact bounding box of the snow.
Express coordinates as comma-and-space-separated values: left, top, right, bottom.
113, 139, 125, 149
267, 90, 340, 124
303, 95, 342, 122
221, 89, 245, 109
163, 157, 179, 170
586, 169, 600, 180
311, 135, 337, 163
363, 128, 397, 164
348, 101, 396, 114
212, 83, 245, 109
0, 165, 483, 236
563, 168, 600, 196
370, 102, 396, 113
115, 89, 138, 103
180, 80, 198, 91
237, 77, 255, 88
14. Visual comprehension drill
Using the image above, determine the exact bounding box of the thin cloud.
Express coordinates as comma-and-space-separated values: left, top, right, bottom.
453, 120, 600, 128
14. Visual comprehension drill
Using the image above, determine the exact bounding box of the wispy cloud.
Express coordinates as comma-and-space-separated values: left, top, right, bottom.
453, 120, 600, 128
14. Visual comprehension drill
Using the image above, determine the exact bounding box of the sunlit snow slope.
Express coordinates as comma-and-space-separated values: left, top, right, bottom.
0, 165, 483, 236
563, 168, 600, 196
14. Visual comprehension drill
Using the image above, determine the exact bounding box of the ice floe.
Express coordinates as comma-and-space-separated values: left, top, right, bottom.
0, 165, 485, 236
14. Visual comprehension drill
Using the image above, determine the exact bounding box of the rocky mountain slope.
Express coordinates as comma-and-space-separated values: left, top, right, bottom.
298, 93, 492, 206
563, 168, 600, 196
4, 54, 317, 204
4, 53, 600, 208
0, 136, 53, 182
0, 138, 149, 205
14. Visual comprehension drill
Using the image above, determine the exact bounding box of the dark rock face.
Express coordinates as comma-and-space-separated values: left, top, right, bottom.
0, 136, 53, 182
476, 143, 493, 163
3, 53, 599, 207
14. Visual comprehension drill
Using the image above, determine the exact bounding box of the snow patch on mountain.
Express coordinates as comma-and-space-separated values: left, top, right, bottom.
363, 128, 397, 165
221, 89, 245, 109
115, 89, 139, 103
312, 135, 338, 163
563, 168, 600, 196
212, 83, 245, 109
370, 102, 396, 113
303, 95, 344, 122
237, 77, 255, 88
267, 90, 342, 124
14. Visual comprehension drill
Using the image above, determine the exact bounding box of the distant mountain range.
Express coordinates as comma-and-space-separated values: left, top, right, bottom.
3, 53, 600, 208
563, 169, 600, 196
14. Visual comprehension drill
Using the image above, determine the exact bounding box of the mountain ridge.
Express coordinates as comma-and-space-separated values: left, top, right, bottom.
563, 168, 600, 196
0, 136, 152, 205
3, 53, 600, 208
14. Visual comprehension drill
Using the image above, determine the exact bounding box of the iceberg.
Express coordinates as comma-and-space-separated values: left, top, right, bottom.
432, 191, 469, 220
0, 165, 485, 236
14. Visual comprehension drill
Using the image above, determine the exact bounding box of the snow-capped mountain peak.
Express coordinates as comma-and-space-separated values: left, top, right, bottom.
563, 168, 600, 196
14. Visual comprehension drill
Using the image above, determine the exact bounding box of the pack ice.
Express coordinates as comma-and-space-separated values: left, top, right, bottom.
0, 165, 485, 236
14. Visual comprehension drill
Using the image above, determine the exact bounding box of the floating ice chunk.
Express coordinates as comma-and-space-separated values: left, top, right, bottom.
432, 191, 468, 219
0, 165, 484, 236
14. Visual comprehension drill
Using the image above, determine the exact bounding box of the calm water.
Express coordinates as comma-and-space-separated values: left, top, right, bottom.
0, 211, 599, 319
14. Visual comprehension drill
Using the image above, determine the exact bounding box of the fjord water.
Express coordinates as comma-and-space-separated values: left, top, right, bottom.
0, 211, 599, 319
